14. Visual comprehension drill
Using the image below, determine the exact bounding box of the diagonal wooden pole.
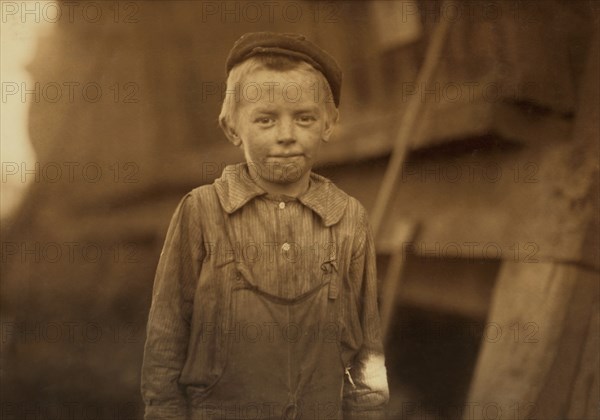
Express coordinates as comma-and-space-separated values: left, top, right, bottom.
373, 4, 454, 339
371, 6, 453, 237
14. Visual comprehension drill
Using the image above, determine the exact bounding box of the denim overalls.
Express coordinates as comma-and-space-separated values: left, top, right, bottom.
186, 191, 347, 420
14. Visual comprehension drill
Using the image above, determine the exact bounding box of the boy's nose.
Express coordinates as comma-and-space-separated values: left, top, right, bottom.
276, 121, 296, 145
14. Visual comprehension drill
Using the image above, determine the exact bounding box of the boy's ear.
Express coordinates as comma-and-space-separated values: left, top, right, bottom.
321, 109, 339, 143
220, 117, 243, 147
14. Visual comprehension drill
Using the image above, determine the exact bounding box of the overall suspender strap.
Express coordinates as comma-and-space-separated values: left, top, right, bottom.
325, 225, 339, 300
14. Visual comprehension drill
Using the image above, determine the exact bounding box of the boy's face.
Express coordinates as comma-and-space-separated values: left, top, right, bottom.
226, 67, 334, 193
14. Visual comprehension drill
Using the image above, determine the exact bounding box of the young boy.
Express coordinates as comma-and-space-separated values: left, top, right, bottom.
141, 32, 389, 420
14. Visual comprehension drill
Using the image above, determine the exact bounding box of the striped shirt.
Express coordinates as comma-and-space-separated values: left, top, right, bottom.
141, 162, 389, 419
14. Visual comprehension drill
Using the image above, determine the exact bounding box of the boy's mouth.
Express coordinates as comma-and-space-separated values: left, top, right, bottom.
265, 154, 306, 168
267, 153, 304, 160
269, 153, 303, 157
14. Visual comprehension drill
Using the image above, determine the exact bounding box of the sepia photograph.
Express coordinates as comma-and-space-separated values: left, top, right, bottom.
1, 1, 599, 419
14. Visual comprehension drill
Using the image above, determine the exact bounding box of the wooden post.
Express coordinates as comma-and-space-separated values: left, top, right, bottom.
465, 262, 599, 419
380, 220, 419, 339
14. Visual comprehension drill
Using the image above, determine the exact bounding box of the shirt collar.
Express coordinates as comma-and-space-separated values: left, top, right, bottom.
214, 163, 348, 227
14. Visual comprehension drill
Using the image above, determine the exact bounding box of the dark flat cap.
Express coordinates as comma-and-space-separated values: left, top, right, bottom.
226, 32, 342, 106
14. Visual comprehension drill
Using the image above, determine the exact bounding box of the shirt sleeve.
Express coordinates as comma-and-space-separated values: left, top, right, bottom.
343, 206, 390, 419
141, 193, 204, 420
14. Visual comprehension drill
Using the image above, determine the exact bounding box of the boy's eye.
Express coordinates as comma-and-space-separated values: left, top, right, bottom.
255, 117, 275, 126
297, 115, 317, 125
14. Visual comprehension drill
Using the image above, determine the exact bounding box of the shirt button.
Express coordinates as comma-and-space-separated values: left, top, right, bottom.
278, 201, 286, 209
281, 242, 291, 252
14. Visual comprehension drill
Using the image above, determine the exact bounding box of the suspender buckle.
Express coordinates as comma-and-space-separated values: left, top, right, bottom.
322, 260, 339, 300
